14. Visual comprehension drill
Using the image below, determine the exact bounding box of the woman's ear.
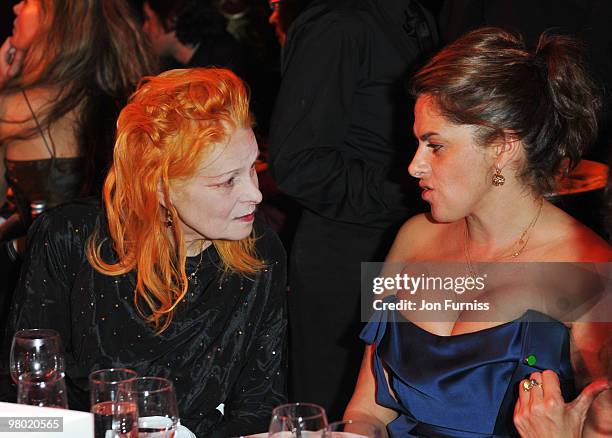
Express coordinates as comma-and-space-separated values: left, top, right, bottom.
495, 131, 524, 169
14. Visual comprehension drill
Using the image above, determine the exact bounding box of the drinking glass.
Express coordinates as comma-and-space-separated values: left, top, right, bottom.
322, 420, 383, 438
90, 368, 139, 438
268, 403, 328, 437
10, 329, 65, 383
17, 370, 68, 409
119, 377, 179, 438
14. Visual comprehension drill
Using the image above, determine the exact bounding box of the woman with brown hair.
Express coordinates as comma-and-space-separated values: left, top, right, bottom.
0, 0, 155, 237
345, 27, 610, 437
2, 68, 287, 437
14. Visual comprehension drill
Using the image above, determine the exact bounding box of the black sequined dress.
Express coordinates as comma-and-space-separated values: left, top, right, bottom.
1, 199, 288, 437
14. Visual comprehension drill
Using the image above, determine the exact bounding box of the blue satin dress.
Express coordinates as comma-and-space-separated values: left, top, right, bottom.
361, 296, 576, 437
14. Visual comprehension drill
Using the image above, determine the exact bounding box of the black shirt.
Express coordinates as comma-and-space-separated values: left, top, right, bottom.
2, 200, 287, 437
266, 0, 437, 419
269, 0, 436, 230
188, 33, 248, 80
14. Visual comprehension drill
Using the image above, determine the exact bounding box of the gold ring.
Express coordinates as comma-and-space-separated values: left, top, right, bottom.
522, 379, 542, 392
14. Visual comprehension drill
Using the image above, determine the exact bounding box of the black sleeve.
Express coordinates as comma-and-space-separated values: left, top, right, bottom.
268, 13, 412, 228
0, 204, 96, 403
210, 229, 288, 437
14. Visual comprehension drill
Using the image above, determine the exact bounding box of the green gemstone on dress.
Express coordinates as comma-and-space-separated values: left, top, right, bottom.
526, 354, 537, 366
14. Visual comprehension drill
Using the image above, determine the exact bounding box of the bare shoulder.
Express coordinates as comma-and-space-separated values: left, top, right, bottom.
1, 86, 60, 114
387, 213, 456, 262
0, 91, 30, 139
0, 87, 56, 126
566, 231, 611, 262
0, 91, 26, 121
393, 213, 439, 251
538, 206, 611, 262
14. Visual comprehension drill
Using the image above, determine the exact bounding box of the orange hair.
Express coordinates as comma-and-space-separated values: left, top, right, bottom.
86, 68, 263, 332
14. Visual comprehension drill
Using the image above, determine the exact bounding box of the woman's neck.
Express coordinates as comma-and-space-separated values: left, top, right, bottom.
173, 42, 200, 66
464, 190, 544, 259
185, 238, 212, 257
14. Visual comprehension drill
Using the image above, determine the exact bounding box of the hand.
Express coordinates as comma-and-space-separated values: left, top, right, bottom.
514, 370, 611, 438
0, 37, 24, 88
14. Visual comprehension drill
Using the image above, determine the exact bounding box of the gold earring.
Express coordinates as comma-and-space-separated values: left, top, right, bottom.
492, 166, 505, 186
166, 209, 173, 227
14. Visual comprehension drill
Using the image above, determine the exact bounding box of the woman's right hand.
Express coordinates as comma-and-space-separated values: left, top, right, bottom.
0, 37, 24, 88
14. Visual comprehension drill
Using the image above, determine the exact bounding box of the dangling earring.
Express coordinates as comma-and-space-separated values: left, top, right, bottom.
166, 209, 173, 227
492, 166, 505, 186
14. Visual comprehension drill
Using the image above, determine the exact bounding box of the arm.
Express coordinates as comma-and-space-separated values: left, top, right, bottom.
0, 207, 89, 402
0, 36, 20, 204
268, 12, 413, 228
344, 345, 398, 438
212, 249, 288, 436
343, 219, 425, 435
513, 301, 612, 437
0, 147, 5, 206
572, 321, 612, 437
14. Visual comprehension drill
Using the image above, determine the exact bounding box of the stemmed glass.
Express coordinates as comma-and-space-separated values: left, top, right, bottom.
10, 329, 65, 383
17, 369, 68, 409
268, 403, 328, 437
90, 368, 139, 438
119, 377, 180, 437
322, 420, 383, 438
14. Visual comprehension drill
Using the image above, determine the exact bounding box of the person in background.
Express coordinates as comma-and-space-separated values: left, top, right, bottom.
0, 0, 155, 229
268, 0, 438, 420
1, 68, 287, 437
267, 0, 306, 47
345, 27, 611, 437
0, 0, 155, 344
142, 0, 247, 77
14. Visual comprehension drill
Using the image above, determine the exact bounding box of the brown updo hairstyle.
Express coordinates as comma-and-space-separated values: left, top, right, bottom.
411, 27, 601, 195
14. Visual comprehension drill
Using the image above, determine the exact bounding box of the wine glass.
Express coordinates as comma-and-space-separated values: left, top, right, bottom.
90, 368, 139, 438
119, 377, 179, 437
268, 403, 328, 437
10, 329, 65, 383
322, 420, 383, 438
17, 370, 68, 409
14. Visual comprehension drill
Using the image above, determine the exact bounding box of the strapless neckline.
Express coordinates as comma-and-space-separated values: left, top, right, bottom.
361, 296, 575, 437
396, 309, 540, 339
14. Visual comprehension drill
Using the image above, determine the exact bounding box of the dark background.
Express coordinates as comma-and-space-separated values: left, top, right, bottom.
0, 1, 18, 44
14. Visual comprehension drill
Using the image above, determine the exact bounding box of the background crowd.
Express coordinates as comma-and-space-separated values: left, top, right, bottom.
0, 0, 611, 437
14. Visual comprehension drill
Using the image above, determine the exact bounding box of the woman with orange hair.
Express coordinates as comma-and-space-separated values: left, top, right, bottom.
2, 68, 287, 437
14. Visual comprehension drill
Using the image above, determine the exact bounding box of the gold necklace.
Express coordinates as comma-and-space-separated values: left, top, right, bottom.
464, 199, 544, 276
187, 241, 207, 285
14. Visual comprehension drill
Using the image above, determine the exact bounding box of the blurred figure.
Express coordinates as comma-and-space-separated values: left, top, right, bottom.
268, 0, 306, 46
0, 0, 155, 236
0, 0, 155, 338
142, 0, 247, 76
269, 0, 438, 420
